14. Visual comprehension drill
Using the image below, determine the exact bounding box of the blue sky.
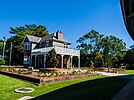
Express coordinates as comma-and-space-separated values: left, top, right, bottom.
0, 0, 133, 48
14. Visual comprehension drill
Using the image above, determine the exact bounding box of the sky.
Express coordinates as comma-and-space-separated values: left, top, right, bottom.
0, 0, 133, 49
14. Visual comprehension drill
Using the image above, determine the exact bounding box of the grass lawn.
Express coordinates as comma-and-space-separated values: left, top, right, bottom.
0, 74, 130, 100
121, 70, 134, 74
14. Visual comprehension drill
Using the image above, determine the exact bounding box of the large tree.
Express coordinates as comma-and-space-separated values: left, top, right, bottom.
5, 24, 49, 65
124, 49, 134, 69
77, 29, 126, 68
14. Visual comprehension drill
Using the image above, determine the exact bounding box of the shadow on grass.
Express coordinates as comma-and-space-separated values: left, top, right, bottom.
32, 76, 130, 100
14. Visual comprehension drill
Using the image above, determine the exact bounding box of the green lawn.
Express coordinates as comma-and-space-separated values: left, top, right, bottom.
121, 70, 134, 74
0, 74, 130, 100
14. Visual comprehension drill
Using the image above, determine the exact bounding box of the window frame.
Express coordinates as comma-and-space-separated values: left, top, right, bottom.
24, 42, 31, 50
23, 56, 30, 64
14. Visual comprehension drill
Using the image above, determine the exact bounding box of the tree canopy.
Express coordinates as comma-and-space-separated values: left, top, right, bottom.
4, 24, 49, 65
77, 29, 126, 68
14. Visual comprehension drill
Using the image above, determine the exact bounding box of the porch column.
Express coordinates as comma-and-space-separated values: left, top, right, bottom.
35, 55, 37, 68
30, 55, 32, 66
70, 56, 73, 69
44, 54, 46, 68
61, 55, 64, 69
78, 56, 80, 69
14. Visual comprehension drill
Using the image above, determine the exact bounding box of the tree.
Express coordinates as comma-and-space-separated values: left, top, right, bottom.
101, 35, 126, 67
0, 40, 3, 55
5, 24, 49, 65
124, 49, 134, 69
77, 29, 126, 68
94, 51, 104, 67
45, 49, 58, 68
0, 58, 5, 65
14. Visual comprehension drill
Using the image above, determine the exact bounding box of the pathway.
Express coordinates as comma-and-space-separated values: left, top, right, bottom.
112, 79, 134, 100
96, 71, 134, 100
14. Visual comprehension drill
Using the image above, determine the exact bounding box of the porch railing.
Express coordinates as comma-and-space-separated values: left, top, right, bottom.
32, 46, 80, 56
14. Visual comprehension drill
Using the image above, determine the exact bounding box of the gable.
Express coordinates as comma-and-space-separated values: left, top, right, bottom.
22, 35, 41, 44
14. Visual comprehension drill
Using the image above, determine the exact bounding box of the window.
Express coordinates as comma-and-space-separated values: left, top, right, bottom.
23, 56, 30, 64
64, 43, 68, 48
45, 41, 49, 47
24, 42, 30, 50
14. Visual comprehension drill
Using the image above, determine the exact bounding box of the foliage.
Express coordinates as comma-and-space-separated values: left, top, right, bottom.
45, 49, 58, 68
90, 61, 94, 69
4, 24, 49, 65
124, 49, 134, 69
94, 51, 104, 67
77, 29, 126, 68
0, 58, 5, 65
0, 41, 3, 55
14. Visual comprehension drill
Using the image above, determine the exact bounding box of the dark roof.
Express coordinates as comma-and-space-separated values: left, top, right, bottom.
40, 33, 71, 44
25, 35, 41, 43
40, 34, 54, 43
23, 33, 71, 44
52, 37, 71, 44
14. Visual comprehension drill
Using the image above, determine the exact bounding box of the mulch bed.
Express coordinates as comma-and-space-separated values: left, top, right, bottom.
0, 70, 100, 86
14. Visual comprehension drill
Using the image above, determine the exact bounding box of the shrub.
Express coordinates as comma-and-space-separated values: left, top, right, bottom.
45, 49, 58, 68
0, 58, 5, 65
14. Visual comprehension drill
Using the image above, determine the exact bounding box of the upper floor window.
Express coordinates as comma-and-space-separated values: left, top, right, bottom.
24, 42, 30, 50
45, 41, 49, 47
64, 43, 68, 48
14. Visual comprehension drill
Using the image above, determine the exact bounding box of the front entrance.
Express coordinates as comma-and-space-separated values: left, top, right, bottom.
37, 55, 44, 68
56, 54, 70, 68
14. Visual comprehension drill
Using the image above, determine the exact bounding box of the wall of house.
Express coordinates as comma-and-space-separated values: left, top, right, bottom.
40, 41, 53, 48
32, 43, 37, 50
53, 41, 70, 48
53, 41, 64, 47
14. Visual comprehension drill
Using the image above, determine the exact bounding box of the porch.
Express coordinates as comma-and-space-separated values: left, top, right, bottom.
31, 46, 80, 69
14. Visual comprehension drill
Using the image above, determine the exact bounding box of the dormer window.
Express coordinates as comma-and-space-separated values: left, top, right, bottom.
45, 41, 49, 47
64, 43, 68, 48
24, 42, 30, 50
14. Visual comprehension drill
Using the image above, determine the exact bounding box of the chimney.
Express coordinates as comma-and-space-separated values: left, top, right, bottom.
56, 30, 63, 39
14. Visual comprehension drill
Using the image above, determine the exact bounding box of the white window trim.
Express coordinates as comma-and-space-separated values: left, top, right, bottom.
24, 42, 31, 50
23, 56, 30, 64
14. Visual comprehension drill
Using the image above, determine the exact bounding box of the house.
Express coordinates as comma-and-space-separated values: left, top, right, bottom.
23, 31, 80, 69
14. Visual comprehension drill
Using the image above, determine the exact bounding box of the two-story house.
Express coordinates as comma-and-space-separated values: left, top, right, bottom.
23, 31, 80, 69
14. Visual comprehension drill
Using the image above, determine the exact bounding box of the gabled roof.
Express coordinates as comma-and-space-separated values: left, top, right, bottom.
40, 34, 54, 43
23, 35, 41, 43
52, 36, 71, 44
40, 33, 71, 44
23, 32, 71, 44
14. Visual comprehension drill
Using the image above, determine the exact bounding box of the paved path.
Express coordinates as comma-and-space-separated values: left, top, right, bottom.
96, 71, 134, 79
112, 79, 134, 100
96, 71, 127, 77
96, 71, 134, 100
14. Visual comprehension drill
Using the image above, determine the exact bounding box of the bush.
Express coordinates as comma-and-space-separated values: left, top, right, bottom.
45, 49, 58, 68
0, 58, 5, 65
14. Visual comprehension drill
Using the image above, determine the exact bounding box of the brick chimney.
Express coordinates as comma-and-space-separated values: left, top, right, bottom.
56, 31, 63, 40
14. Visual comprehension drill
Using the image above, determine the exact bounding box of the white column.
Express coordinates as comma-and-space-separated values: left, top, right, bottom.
30, 55, 32, 66
78, 56, 80, 69
61, 55, 64, 69
35, 55, 37, 68
44, 54, 46, 68
70, 56, 73, 69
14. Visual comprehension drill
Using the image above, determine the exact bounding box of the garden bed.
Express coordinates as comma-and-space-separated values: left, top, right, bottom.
0, 67, 99, 85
